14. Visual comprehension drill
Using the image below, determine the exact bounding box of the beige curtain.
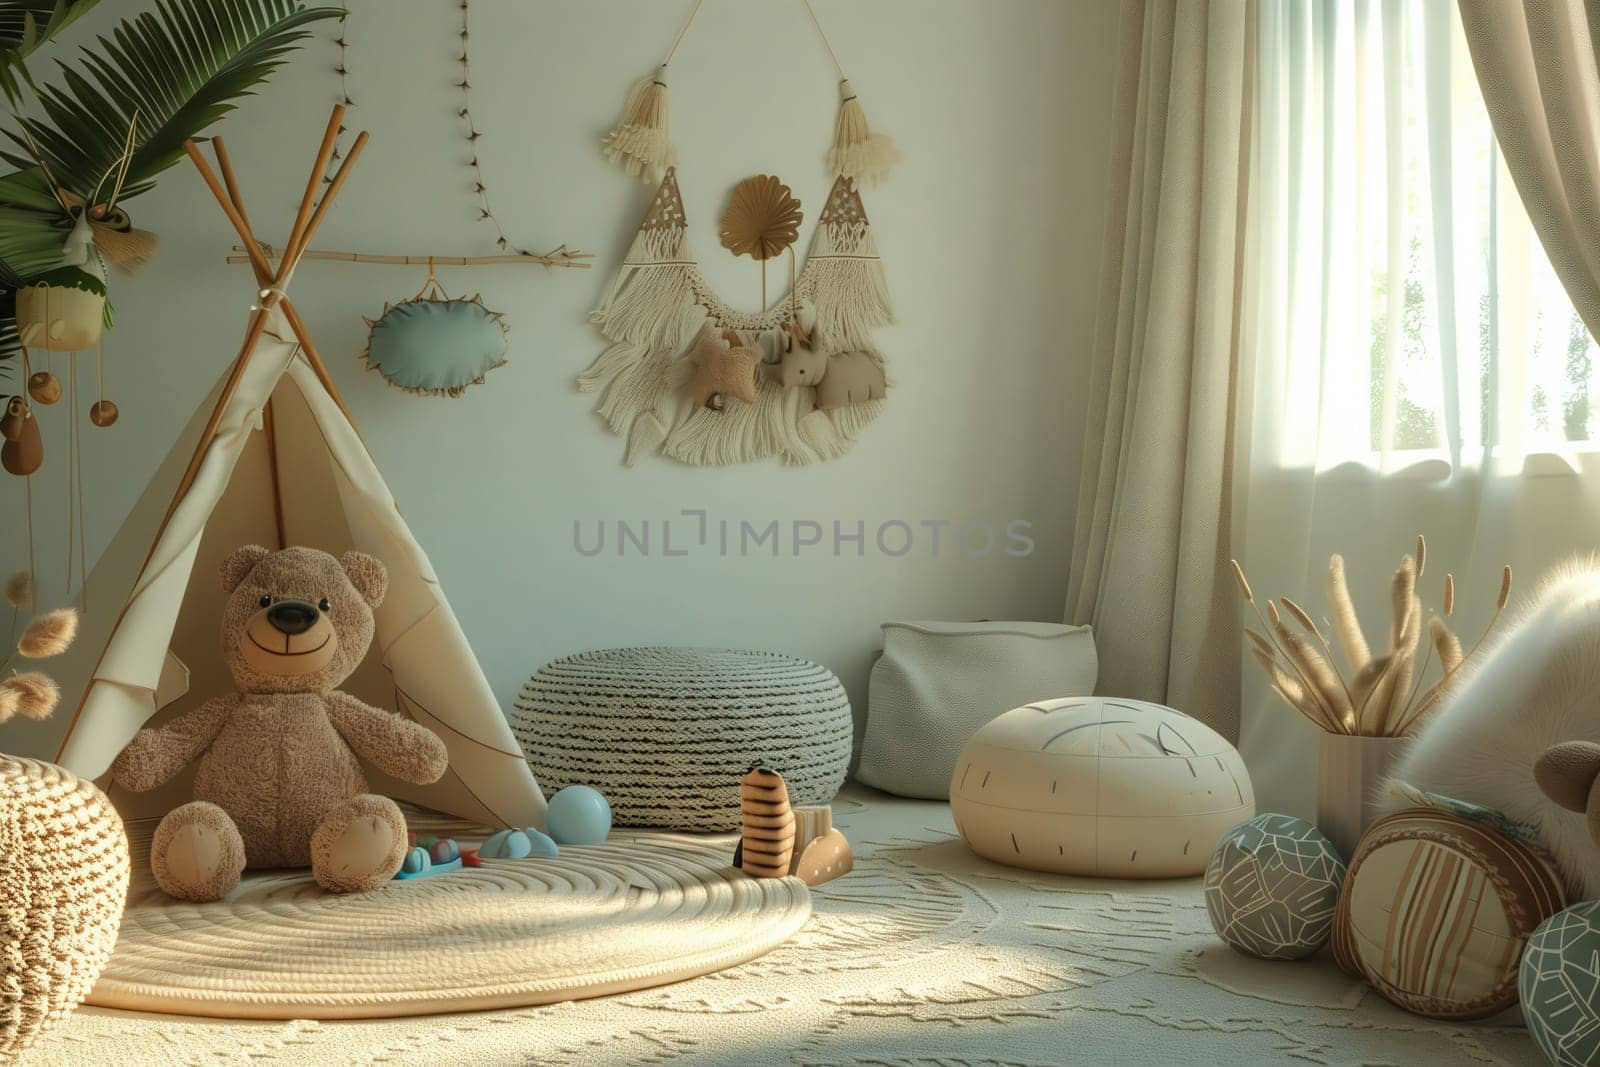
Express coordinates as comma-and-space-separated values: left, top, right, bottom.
1457, 0, 1600, 344
1066, 0, 1254, 738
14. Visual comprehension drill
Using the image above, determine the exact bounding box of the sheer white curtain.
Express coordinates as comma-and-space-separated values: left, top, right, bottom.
1238, 0, 1600, 816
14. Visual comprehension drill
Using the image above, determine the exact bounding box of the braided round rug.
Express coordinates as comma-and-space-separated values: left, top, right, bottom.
87, 810, 810, 1019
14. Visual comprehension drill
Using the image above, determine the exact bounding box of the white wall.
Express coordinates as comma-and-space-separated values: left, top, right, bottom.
0, 0, 1119, 750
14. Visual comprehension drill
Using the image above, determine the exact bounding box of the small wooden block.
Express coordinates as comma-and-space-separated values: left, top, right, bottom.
791, 829, 853, 886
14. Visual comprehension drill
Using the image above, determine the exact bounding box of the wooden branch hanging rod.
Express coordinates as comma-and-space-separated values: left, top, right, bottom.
226, 243, 594, 269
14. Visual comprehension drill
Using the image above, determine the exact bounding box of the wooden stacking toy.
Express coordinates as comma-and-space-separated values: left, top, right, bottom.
735, 768, 854, 885
739, 766, 796, 878
790, 804, 853, 886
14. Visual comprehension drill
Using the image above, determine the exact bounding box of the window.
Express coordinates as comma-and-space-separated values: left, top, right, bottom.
1254, 0, 1598, 469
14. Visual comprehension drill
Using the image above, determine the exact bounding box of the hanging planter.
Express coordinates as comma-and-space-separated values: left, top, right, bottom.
14, 266, 107, 352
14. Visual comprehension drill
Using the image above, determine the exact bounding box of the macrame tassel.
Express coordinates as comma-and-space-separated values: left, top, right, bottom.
827, 79, 899, 185
602, 64, 676, 182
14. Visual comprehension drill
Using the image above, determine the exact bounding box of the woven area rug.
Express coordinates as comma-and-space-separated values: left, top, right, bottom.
82, 811, 810, 1019
21, 787, 1544, 1065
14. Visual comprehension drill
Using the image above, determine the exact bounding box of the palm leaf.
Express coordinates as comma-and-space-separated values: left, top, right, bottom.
0, 1, 102, 106
13, 0, 340, 203
0, 0, 337, 370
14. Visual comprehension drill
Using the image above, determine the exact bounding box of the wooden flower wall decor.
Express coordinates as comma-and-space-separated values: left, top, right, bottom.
719, 175, 802, 261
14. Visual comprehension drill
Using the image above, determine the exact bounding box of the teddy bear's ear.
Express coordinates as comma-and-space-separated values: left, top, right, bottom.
1534, 741, 1600, 813
339, 550, 388, 609
219, 544, 272, 593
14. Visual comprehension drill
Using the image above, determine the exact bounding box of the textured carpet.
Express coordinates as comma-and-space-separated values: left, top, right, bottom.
84, 813, 809, 1018
18, 787, 1543, 1065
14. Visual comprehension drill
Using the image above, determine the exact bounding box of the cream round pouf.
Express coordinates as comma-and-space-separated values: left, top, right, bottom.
512, 647, 853, 831
1, 755, 129, 1056
949, 696, 1254, 877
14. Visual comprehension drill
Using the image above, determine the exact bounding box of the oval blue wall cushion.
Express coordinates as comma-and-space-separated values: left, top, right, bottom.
361, 294, 509, 397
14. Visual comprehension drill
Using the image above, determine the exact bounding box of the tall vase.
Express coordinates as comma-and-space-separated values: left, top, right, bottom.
1316, 733, 1414, 861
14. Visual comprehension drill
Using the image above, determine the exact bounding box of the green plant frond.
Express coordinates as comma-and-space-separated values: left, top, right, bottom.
0, 163, 63, 212
13, 0, 339, 202
0, 1, 101, 107
0, 201, 66, 283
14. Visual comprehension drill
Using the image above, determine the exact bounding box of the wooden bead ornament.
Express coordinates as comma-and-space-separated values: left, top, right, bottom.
1, 395, 26, 441
738, 767, 795, 878
1, 397, 42, 476
89, 339, 116, 427
88, 400, 118, 427
27, 371, 60, 405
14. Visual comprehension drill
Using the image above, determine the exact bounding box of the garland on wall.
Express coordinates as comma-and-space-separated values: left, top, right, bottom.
580, 0, 898, 466
292, 0, 593, 398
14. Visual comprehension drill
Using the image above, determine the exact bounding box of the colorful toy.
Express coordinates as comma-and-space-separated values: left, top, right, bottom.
546, 786, 612, 845
480, 827, 559, 860
393, 836, 475, 880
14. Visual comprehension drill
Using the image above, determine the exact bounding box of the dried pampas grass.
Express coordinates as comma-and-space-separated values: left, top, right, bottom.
0, 567, 81, 724
4, 570, 31, 608
18, 607, 77, 658
3, 671, 60, 720
1233, 534, 1512, 737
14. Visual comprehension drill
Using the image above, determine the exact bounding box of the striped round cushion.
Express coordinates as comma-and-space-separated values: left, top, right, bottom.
1332, 808, 1569, 1020
512, 647, 853, 831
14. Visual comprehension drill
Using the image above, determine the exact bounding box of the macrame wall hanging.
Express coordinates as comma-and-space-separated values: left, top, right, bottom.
582, 0, 898, 466
231, 0, 591, 398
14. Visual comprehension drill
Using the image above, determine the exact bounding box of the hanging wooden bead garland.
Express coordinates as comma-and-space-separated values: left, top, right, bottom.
88, 339, 116, 426
27, 354, 60, 405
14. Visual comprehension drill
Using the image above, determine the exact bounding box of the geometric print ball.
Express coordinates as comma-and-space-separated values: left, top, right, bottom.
1521, 900, 1600, 1066
1205, 813, 1346, 961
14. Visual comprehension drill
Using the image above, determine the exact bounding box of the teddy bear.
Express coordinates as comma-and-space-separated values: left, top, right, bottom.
1534, 740, 1600, 885
110, 545, 449, 901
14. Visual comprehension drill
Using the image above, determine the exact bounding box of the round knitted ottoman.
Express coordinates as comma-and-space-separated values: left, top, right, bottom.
1, 755, 130, 1056
512, 647, 852, 831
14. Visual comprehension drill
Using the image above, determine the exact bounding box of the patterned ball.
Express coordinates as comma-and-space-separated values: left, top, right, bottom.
1522, 900, 1600, 1065
1205, 813, 1346, 961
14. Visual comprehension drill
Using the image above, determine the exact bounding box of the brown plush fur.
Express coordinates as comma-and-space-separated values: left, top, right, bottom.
111, 546, 449, 900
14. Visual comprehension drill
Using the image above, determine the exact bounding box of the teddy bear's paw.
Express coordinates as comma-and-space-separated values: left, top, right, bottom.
311, 794, 407, 893
152, 801, 245, 902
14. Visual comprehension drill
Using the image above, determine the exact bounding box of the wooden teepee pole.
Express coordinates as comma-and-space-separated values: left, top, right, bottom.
192, 125, 367, 425
54, 107, 365, 762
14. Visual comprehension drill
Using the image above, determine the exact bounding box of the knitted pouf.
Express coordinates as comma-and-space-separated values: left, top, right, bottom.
513, 647, 853, 831
1, 755, 129, 1056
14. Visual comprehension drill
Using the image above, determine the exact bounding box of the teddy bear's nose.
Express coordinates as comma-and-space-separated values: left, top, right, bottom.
266, 599, 319, 636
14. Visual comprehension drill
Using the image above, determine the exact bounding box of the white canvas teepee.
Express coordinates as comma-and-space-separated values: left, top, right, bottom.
45, 109, 547, 830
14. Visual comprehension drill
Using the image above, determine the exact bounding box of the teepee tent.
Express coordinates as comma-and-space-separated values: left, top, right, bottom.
46, 108, 547, 830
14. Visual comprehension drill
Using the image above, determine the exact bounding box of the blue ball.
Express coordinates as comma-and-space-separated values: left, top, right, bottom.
547, 785, 612, 845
